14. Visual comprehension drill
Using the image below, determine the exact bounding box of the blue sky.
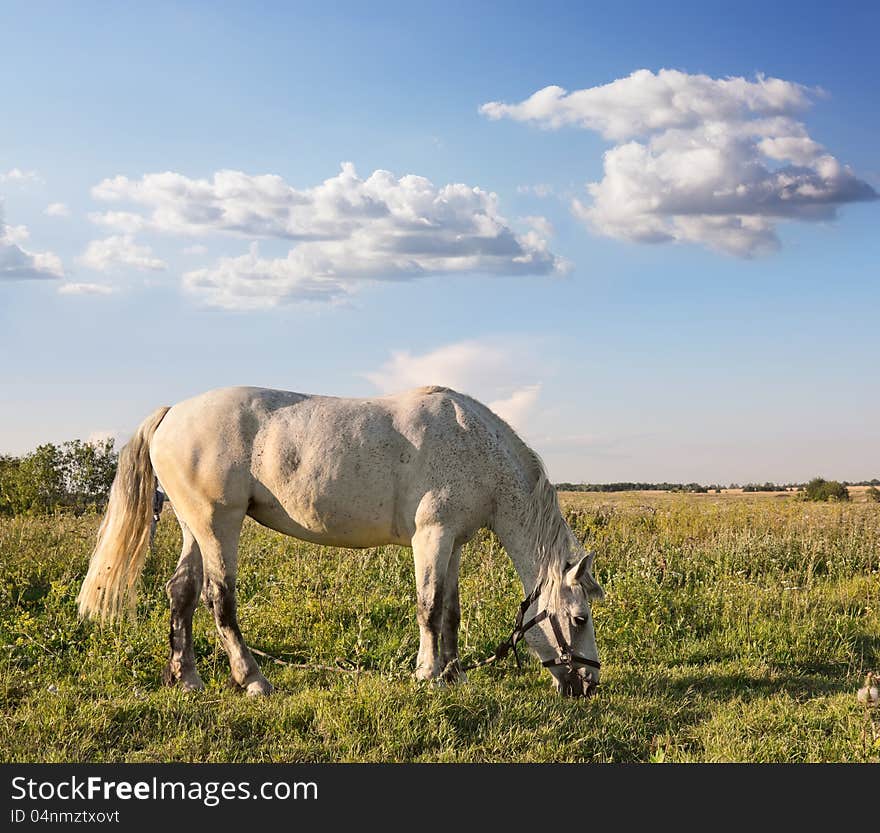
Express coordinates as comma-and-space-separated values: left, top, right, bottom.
1, 1, 878, 483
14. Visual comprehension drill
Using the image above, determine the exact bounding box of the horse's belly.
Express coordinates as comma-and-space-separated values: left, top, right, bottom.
247, 396, 426, 547
248, 476, 412, 547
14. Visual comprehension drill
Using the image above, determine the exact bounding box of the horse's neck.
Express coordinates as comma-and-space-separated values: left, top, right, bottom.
492, 496, 540, 594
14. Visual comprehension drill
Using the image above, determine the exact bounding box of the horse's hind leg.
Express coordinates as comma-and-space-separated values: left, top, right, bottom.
411, 523, 455, 681
195, 512, 272, 697
439, 544, 465, 683
163, 520, 205, 691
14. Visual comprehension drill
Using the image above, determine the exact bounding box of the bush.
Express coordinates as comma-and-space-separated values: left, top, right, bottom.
866, 486, 880, 503
804, 477, 850, 502
0, 439, 117, 516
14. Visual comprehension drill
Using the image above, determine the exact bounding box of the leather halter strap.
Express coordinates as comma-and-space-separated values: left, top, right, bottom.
500, 582, 601, 674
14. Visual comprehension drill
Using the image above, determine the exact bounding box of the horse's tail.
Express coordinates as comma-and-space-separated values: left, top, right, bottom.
77, 405, 171, 622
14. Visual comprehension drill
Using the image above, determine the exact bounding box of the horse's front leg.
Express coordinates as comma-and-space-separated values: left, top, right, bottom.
411, 524, 455, 681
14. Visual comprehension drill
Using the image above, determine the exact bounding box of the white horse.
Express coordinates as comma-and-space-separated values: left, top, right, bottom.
77, 385, 603, 697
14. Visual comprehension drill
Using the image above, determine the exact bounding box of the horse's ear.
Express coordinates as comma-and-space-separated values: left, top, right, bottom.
584, 549, 596, 575
565, 551, 593, 585
565, 551, 604, 601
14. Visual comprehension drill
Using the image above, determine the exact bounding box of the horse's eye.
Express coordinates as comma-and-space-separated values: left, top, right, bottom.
572, 615, 588, 627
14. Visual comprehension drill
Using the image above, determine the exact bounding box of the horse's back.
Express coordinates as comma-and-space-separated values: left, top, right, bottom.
151, 385, 508, 546
150, 386, 304, 497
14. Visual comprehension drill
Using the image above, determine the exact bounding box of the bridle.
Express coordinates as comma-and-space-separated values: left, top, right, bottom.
491, 581, 600, 692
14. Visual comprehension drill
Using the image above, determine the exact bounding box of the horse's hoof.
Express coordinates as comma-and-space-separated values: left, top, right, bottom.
179, 676, 205, 692
440, 661, 467, 685
412, 673, 444, 689
245, 678, 273, 697
414, 663, 440, 682
443, 671, 467, 685
164, 664, 205, 691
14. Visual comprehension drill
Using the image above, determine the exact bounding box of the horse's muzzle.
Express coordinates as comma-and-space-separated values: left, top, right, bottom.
557, 668, 599, 698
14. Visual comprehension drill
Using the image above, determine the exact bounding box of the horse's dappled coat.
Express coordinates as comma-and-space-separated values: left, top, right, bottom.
78, 385, 602, 697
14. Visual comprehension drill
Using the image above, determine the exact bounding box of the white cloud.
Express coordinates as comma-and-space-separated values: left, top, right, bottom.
78, 235, 166, 272
488, 384, 542, 428
88, 210, 148, 234
0, 207, 63, 281
92, 163, 565, 307
517, 183, 555, 198
31, 251, 63, 276
0, 168, 41, 186
2, 224, 29, 246
57, 282, 115, 295
521, 215, 555, 238
483, 69, 877, 256
183, 243, 348, 309
44, 202, 70, 217
481, 70, 813, 138
364, 339, 543, 432
183, 243, 208, 255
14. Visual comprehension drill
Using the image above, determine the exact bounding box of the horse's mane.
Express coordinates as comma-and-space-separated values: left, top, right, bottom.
443, 388, 576, 603
522, 460, 577, 603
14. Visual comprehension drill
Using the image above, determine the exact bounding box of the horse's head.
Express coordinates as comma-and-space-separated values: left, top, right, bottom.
525, 550, 604, 697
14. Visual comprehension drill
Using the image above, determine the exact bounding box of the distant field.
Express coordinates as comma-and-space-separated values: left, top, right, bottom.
718, 485, 877, 501
1, 491, 878, 762
563, 485, 879, 502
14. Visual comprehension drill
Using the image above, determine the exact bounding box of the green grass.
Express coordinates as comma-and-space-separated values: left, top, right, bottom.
1, 492, 878, 762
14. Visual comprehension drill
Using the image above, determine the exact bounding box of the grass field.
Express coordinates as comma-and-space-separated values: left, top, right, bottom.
1, 491, 878, 762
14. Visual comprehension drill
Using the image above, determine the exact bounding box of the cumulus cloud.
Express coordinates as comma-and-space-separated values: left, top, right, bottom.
487, 384, 542, 429
78, 235, 166, 272
516, 183, 555, 198
481, 70, 813, 138
363, 339, 543, 432
92, 163, 565, 307
0, 206, 63, 281
88, 210, 148, 234
520, 215, 555, 238
183, 243, 348, 308
44, 202, 70, 217
2, 224, 29, 246
483, 69, 877, 255
57, 282, 115, 295
0, 168, 41, 186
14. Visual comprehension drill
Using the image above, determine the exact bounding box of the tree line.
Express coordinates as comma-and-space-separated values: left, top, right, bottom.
1, 436, 878, 515
556, 481, 712, 494
0, 439, 117, 516
556, 477, 880, 502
